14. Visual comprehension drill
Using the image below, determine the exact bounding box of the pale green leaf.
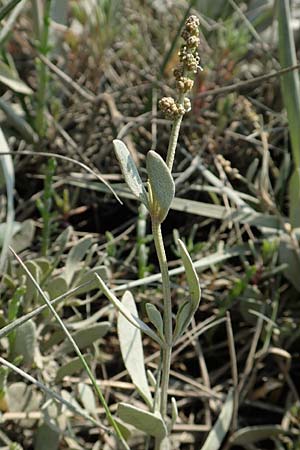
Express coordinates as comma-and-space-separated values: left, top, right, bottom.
117, 402, 167, 439
145, 303, 164, 340
73, 266, 108, 296
46, 276, 68, 300
10, 219, 35, 252
55, 355, 92, 382
173, 301, 190, 340
64, 237, 92, 285
34, 423, 60, 450
0, 60, 33, 94
77, 382, 97, 414
200, 389, 234, 450
113, 139, 149, 208
96, 274, 164, 347
13, 320, 37, 366
173, 239, 201, 340
229, 425, 286, 445
59, 322, 110, 353
118, 292, 152, 407
0, 127, 14, 271
178, 239, 201, 311
146, 150, 175, 222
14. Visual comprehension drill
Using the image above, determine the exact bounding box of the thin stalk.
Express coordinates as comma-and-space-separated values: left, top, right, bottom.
152, 221, 172, 421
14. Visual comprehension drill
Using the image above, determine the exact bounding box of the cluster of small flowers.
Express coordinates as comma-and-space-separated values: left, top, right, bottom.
159, 15, 200, 120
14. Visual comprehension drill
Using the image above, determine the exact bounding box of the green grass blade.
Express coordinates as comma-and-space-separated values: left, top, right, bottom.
0, 0, 23, 22
278, 0, 300, 226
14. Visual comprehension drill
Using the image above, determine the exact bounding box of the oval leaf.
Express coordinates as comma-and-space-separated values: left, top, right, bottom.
173, 239, 201, 340
64, 237, 92, 285
146, 151, 175, 222
117, 402, 167, 439
118, 292, 152, 407
58, 322, 110, 353
113, 139, 149, 208
13, 319, 37, 366
145, 303, 164, 340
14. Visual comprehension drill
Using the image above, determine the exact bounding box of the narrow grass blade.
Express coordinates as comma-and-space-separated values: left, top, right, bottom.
0, 0, 23, 22
0, 127, 14, 271
118, 291, 153, 407
278, 0, 300, 226
9, 248, 129, 450
0, 149, 121, 201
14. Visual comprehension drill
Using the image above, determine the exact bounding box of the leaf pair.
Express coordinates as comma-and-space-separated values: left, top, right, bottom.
113, 140, 174, 223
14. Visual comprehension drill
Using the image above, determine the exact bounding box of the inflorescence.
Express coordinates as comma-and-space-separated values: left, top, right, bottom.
159, 15, 200, 120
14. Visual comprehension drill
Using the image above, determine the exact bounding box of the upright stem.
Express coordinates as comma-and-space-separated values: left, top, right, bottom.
152, 221, 173, 420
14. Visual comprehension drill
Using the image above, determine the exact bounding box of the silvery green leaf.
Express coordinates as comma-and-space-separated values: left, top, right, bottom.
64, 237, 92, 285
0, 126, 14, 272
46, 276, 68, 300
173, 239, 201, 340
145, 303, 164, 340
113, 139, 149, 208
118, 292, 152, 407
178, 239, 201, 309
171, 397, 178, 427
146, 150, 175, 222
200, 388, 234, 450
13, 320, 37, 366
77, 382, 97, 414
0, 60, 33, 95
73, 266, 108, 296
117, 402, 167, 439
96, 274, 164, 347
58, 322, 110, 353
173, 301, 190, 341
55, 355, 92, 382
229, 425, 286, 445
34, 423, 60, 450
